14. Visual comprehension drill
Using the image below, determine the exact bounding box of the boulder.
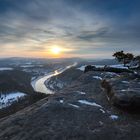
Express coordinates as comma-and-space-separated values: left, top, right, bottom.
101, 76, 140, 111
84, 65, 95, 73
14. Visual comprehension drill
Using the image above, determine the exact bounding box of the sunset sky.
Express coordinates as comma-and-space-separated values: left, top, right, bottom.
0, 0, 140, 58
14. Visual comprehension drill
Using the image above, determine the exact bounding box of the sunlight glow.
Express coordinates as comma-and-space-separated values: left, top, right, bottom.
50, 46, 62, 55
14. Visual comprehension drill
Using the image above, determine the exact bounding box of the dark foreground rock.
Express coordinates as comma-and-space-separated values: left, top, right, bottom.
0, 69, 140, 140
102, 74, 140, 111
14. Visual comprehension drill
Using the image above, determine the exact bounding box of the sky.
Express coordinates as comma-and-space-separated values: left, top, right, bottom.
0, 0, 140, 58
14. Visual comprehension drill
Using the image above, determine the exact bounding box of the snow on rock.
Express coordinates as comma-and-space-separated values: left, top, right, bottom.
76, 91, 86, 95
49, 83, 55, 90
78, 100, 102, 108
95, 64, 129, 69
0, 67, 13, 71
68, 103, 80, 108
109, 64, 128, 69
93, 76, 102, 80
77, 64, 129, 72
122, 81, 130, 84
77, 65, 86, 71
31, 76, 37, 81
20, 65, 35, 68
0, 92, 26, 109
100, 109, 106, 113
109, 115, 119, 120
121, 89, 127, 92
59, 100, 64, 103
99, 121, 104, 125
94, 65, 104, 68
105, 72, 119, 76
56, 82, 64, 89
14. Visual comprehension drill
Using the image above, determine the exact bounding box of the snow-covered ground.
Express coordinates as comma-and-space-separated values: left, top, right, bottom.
0, 92, 26, 109
0, 67, 13, 71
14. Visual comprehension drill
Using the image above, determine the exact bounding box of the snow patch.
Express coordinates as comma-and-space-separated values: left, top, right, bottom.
76, 91, 86, 95
68, 103, 80, 108
77, 64, 128, 72
110, 64, 128, 69
59, 100, 64, 103
122, 81, 130, 84
0, 92, 26, 109
77, 65, 86, 71
93, 76, 102, 80
0, 67, 13, 71
20, 65, 35, 68
57, 82, 64, 89
100, 109, 105, 113
99, 121, 104, 125
78, 100, 102, 108
110, 115, 119, 120
105, 72, 119, 76
121, 89, 127, 92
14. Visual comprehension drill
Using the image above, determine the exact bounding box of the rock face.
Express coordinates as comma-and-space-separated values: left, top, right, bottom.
84, 65, 96, 73
102, 74, 140, 110
84, 65, 134, 73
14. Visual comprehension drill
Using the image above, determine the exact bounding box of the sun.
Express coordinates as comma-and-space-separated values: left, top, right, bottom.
51, 46, 62, 55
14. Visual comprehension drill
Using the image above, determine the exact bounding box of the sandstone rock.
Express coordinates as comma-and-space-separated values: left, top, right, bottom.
102, 76, 140, 110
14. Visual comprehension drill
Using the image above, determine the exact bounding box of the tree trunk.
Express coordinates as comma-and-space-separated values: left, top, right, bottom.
123, 59, 126, 67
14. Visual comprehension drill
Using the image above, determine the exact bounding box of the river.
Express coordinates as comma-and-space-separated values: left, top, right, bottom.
31, 62, 77, 94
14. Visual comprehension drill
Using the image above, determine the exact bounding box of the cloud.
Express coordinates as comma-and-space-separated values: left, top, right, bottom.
0, 0, 140, 58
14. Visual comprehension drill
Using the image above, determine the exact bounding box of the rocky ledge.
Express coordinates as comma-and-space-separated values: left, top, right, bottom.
0, 68, 140, 140
83, 65, 140, 111
102, 73, 140, 111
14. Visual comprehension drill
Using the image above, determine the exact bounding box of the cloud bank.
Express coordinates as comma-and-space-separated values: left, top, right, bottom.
0, 0, 140, 58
